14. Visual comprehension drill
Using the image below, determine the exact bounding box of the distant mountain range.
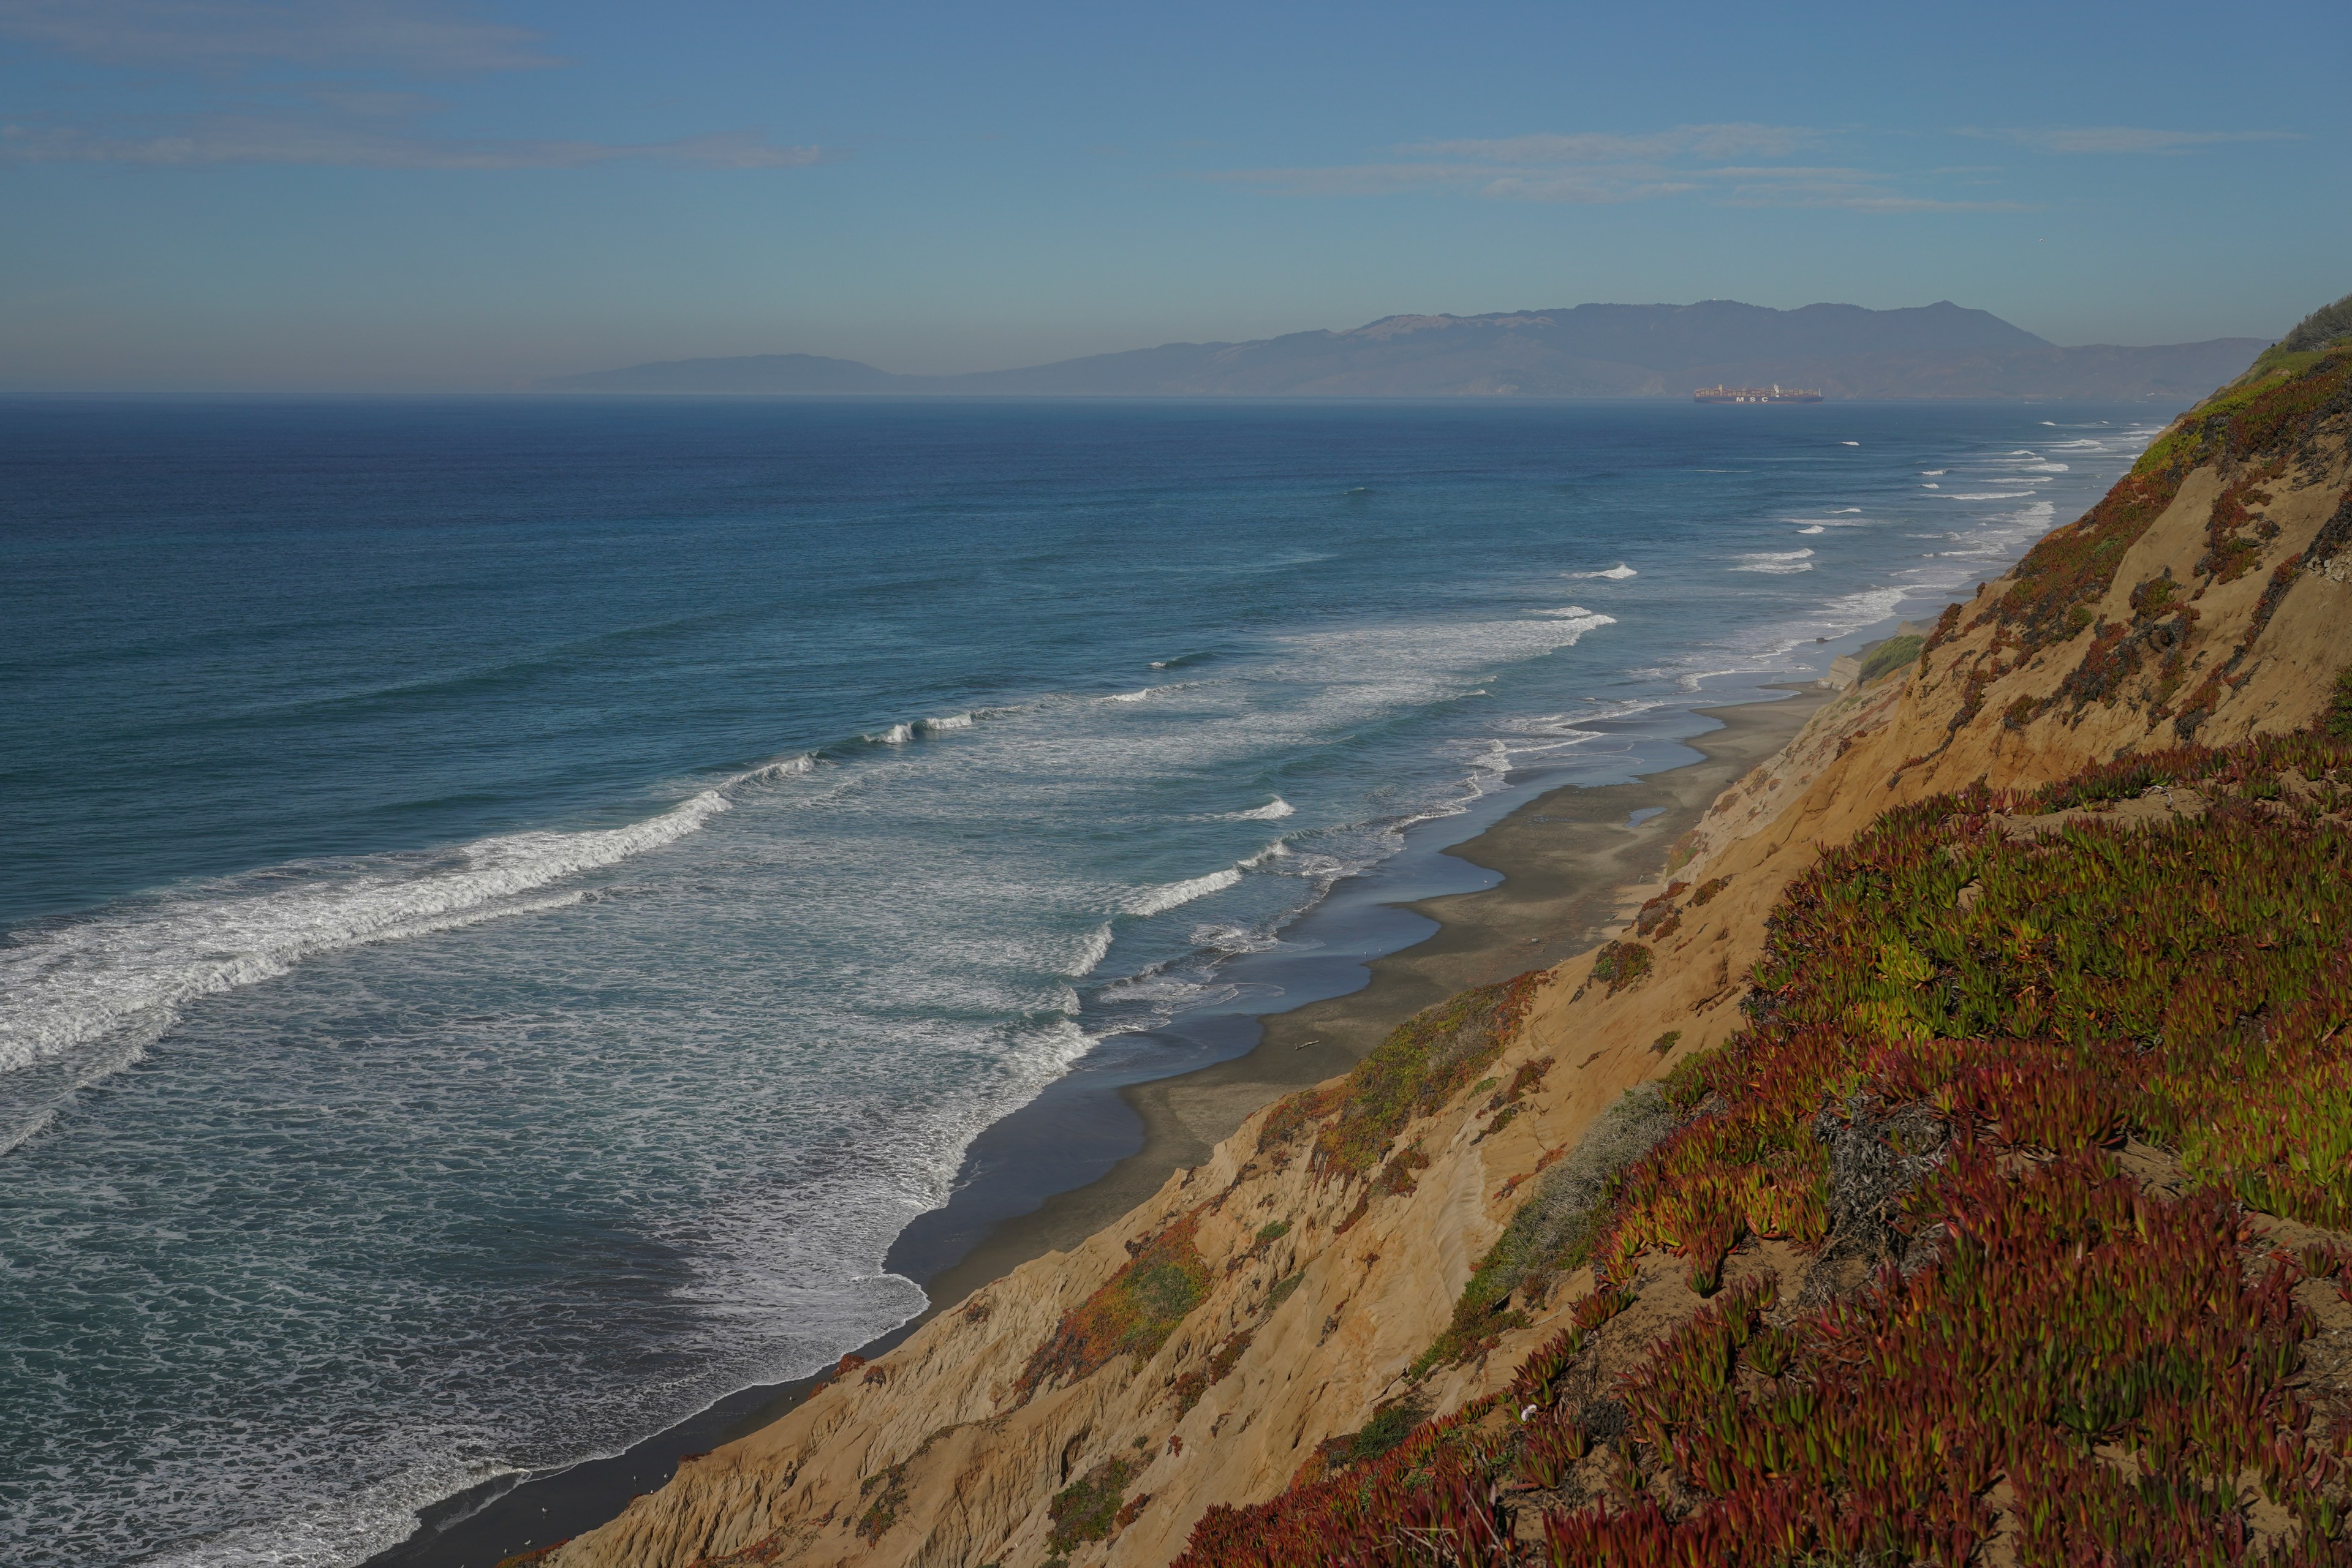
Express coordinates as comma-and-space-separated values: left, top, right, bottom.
541, 300, 2269, 401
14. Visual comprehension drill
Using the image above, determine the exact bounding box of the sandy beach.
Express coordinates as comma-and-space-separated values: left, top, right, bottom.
913, 685, 1828, 1313
368, 684, 1829, 1568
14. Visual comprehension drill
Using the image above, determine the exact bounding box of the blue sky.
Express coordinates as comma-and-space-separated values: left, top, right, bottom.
2, 0, 2346, 390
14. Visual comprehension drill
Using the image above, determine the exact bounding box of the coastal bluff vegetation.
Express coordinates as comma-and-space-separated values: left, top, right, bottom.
524, 312, 2352, 1567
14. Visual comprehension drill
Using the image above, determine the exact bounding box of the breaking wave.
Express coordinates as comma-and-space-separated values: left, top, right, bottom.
1731, 549, 1817, 574
0, 799, 727, 1076
1123, 866, 1245, 918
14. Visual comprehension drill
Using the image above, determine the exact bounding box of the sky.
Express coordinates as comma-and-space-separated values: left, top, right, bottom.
2, 0, 2346, 391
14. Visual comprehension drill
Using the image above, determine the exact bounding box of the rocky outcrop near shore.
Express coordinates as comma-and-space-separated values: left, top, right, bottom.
532, 338, 2352, 1568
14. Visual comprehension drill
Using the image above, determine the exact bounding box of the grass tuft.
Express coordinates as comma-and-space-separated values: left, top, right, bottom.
1046, 1457, 1136, 1552
1411, 1087, 1676, 1373
1857, 634, 1923, 684
1307, 973, 1544, 1180
1590, 940, 1652, 994
1018, 1214, 1211, 1398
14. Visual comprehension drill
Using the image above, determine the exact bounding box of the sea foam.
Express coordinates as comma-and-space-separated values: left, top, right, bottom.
0, 794, 732, 1076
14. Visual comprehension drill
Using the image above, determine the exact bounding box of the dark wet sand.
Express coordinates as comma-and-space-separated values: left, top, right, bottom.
369, 685, 1828, 1568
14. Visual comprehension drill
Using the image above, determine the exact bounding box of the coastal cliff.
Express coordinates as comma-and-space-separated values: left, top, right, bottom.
533, 334, 2352, 1567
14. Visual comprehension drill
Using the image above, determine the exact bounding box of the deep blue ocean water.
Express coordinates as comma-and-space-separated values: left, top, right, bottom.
0, 396, 2157, 1566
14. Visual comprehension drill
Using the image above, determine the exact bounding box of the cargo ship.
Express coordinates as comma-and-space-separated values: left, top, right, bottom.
1693, 383, 1824, 403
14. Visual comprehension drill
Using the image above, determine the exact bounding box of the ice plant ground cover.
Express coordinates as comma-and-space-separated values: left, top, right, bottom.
1921, 343, 2352, 744
1176, 733, 2352, 1566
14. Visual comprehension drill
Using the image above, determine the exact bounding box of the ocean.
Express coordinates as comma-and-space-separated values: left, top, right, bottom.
0, 396, 2155, 1566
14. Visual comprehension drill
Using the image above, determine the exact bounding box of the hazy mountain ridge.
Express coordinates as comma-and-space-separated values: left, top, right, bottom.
544, 300, 2269, 399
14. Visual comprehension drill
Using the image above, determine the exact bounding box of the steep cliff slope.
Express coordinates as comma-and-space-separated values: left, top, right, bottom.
531, 342, 2352, 1568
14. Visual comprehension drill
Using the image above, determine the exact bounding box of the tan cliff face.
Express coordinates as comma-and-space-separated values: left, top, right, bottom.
535, 357, 2352, 1568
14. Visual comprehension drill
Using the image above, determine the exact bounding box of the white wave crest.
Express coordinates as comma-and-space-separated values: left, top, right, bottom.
1797, 525, 1825, 535
1263, 846, 1349, 881
727, 753, 814, 785
1498, 711, 1608, 740
1818, 584, 1911, 632
1564, 564, 1638, 579
1239, 841, 1291, 869
1192, 923, 1279, 954
1227, 797, 1295, 820
1124, 865, 1243, 918
917, 712, 974, 734
1095, 972, 1242, 1014
1948, 491, 2033, 501
1065, 922, 1115, 979
0, 792, 719, 1075
864, 723, 915, 744
1732, 549, 1816, 575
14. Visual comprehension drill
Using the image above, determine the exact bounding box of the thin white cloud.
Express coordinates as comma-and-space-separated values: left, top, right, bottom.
1409, 123, 1817, 164
1694, 167, 2027, 211
0, 0, 556, 74
1720, 184, 2026, 212
1214, 160, 1523, 198
1212, 127, 2021, 212
304, 87, 448, 118
1959, 125, 2298, 154
1477, 173, 1699, 204
1214, 155, 1733, 205
0, 2, 832, 173
0, 116, 830, 170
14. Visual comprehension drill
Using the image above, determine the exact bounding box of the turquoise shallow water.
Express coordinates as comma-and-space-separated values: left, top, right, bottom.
0, 396, 2156, 1565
